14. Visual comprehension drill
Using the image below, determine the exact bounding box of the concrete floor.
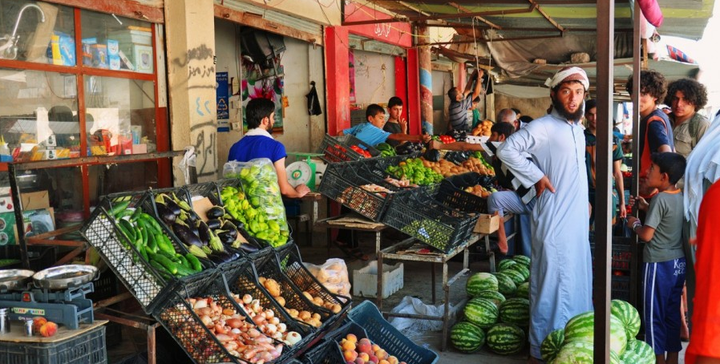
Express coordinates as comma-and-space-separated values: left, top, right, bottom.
106, 230, 689, 363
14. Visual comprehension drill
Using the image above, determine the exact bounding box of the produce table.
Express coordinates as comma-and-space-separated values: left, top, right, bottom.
315, 214, 388, 254
286, 192, 323, 246
376, 233, 487, 351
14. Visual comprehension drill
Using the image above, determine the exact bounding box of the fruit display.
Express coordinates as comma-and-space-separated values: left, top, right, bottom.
338, 333, 407, 364
181, 296, 284, 363
450, 321, 486, 353
553, 340, 621, 364
475, 290, 506, 307
485, 323, 526, 355
466, 272, 499, 297
471, 120, 494, 136
493, 272, 517, 296
394, 142, 424, 155
31, 317, 57, 337
563, 311, 628, 356
109, 197, 206, 278
222, 160, 290, 248
229, 292, 303, 346
386, 158, 443, 186
376, 143, 397, 157
467, 153, 495, 176
540, 328, 565, 363
498, 298, 530, 328
432, 134, 456, 144
259, 276, 326, 328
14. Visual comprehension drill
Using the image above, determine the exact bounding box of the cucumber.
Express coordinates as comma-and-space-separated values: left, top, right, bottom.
155, 233, 176, 256
176, 254, 191, 270
185, 253, 202, 272
140, 213, 163, 234
110, 200, 132, 218
175, 264, 196, 277
130, 207, 143, 222
146, 231, 158, 254
149, 260, 174, 279
149, 253, 178, 275
137, 241, 149, 262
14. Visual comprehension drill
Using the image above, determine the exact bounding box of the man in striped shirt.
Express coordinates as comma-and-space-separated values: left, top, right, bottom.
447, 69, 484, 132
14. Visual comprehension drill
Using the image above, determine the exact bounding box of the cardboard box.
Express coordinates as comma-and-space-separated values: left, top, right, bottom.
0, 211, 15, 246
131, 144, 147, 154
474, 213, 500, 234
91, 44, 108, 68
0, 208, 55, 246
353, 260, 403, 298
133, 45, 153, 73
20, 190, 50, 211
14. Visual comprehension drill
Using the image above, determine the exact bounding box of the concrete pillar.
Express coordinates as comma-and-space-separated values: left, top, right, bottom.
165, 0, 217, 184
417, 23, 433, 133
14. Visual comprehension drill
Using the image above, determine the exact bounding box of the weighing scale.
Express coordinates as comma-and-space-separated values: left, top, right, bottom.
286, 153, 323, 191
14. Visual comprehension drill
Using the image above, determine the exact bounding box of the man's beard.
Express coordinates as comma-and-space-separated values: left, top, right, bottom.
552, 96, 584, 121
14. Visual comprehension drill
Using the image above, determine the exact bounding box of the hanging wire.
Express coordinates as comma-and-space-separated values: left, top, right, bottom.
471, 16, 480, 71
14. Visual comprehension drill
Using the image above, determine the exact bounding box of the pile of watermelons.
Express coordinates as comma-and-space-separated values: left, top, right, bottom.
450, 255, 530, 355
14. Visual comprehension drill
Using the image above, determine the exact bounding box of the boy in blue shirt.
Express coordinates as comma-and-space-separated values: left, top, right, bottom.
627, 152, 687, 364
340, 104, 431, 146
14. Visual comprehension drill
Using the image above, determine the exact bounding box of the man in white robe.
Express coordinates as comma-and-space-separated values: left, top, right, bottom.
497, 67, 593, 362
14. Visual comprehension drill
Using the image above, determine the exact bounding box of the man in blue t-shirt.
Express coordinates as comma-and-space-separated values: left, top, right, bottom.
340, 104, 431, 146
228, 98, 310, 198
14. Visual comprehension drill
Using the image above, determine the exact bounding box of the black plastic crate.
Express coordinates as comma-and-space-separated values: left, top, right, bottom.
275, 244, 351, 318
221, 252, 318, 338
153, 267, 291, 364
319, 134, 380, 163
590, 237, 633, 272
303, 322, 367, 364
81, 192, 214, 314
382, 185, 481, 253
348, 301, 439, 364
611, 275, 631, 301
318, 162, 392, 222
0, 325, 107, 364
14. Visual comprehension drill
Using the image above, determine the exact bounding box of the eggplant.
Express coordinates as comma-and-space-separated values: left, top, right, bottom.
161, 196, 183, 215
206, 219, 222, 230
197, 221, 211, 245
217, 230, 236, 245
186, 210, 200, 225
238, 243, 260, 253
221, 221, 238, 238
227, 218, 245, 230
206, 206, 226, 219
423, 149, 441, 162
173, 222, 202, 247
156, 202, 178, 223
208, 250, 240, 264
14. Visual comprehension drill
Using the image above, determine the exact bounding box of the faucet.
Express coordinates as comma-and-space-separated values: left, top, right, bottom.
0, 4, 46, 60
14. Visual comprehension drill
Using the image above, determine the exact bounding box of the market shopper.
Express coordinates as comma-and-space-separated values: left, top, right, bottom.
496, 108, 517, 125
447, 69, 484, 132
227, 98, 310, 198
470, 97, 482, 129
626, 70, 675, 198
664, 78, 710, 158
685, 179, 720, 364
626, 152, 687, 364
496, 66, 593, 362
584, 99, 626, 228
383, 97, 407, 147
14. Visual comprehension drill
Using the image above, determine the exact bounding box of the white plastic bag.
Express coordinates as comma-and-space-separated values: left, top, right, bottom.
304, 258, 351, 297
389, 296, 455, 339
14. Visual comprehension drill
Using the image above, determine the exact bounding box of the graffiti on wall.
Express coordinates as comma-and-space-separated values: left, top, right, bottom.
171, 44, 216, 89
190, 119, 216, 178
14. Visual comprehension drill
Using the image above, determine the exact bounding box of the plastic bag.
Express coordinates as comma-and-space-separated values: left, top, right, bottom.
389, 296, 455, 339
221, 158, 290, 247
304, 258, 351, 297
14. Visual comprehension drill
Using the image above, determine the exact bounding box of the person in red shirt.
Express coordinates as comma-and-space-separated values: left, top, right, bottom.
685, 179, 720, 364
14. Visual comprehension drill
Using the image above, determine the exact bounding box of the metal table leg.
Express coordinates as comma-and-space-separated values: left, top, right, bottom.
377, 250, 384, 310
431, 263, 436, 304
442, 260, 450, 351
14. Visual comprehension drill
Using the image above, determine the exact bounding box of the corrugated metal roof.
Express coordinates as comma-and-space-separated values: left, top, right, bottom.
217, 0, 323, 40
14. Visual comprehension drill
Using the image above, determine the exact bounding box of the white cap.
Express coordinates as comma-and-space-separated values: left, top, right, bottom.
545, 66, 589, 90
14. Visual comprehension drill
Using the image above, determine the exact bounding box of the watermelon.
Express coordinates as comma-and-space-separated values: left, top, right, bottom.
463, 298, 499, 329
499, 298, 530, 327
486, 323, 526, 355
508, 264, 530, 282
625, 339, 655, 364
552, 340, 622, 364
540, 328, 564, 363
466, 272, 498, 296
450, 321, 485, 353
512, 255, 530, 267
498, 259, 518, 272
516, 282, 530, 299
494, 272, 517, 296
502, 268, 525, 287
476, 290, 506, 307
610, 299, 641, 342
564, 311, 628, 356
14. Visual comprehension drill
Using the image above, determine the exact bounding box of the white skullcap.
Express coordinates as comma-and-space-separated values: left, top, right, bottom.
545, 66, 589, 90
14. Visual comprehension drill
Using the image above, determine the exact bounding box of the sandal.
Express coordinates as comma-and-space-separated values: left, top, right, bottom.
334, 241, 369, 261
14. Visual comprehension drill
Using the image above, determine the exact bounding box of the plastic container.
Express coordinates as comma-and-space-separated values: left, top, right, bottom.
348, 301, 439, 364
318, 134, 380, 163
353, 260, 404, 299
0, 325, 107, 364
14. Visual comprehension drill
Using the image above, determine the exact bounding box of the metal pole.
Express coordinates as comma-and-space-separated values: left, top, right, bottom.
594, 0, 614, 361
8, 163, 29, 268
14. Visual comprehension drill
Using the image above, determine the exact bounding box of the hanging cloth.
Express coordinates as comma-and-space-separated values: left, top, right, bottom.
306, 81, 322, 116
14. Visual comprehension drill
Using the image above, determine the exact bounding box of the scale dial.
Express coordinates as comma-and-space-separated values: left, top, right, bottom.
286, 161, 312, 187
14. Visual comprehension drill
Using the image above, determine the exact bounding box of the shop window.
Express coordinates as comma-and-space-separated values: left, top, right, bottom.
88, 161, 159, 206
80, 9, 153, 73
0, 1, 74, 64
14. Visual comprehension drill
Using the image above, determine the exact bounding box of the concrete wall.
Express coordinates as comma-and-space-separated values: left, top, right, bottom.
214, 18, 326, 177
351, 50, 396, 107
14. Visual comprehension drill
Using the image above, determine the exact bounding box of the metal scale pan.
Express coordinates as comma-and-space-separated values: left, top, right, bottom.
0, 269, 34, 291
32, 265, 98, 290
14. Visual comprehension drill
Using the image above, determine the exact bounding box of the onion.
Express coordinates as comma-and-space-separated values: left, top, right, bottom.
243, 294, 253, 304
231, 328, 242, 335
215, 333, 233, 342
194, 299, 208, 309
264, 310, 274, 319
200, 315, 213, 327
226, 318, 244, 329
252, 314, 265, 326
215, 324, 228, 334
277, 323, 287, 333
248, 328, 261, 338
283, 332, 302, 346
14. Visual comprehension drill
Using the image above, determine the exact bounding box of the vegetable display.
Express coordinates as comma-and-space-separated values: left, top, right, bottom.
109, 197, 204, 278
349, 145, 373, 158
223, 160, 291, 248
375, 143, 396, 157
386, 158, 444, 186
